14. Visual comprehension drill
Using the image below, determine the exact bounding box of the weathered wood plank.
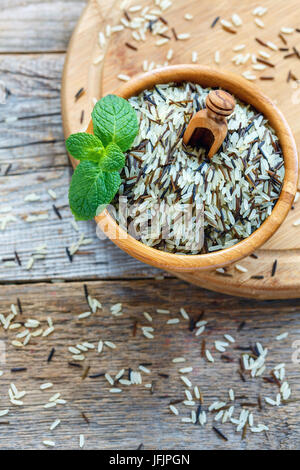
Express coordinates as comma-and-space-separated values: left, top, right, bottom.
0, 279, 299, 449
0, 167, 161, 281
0, 54, 68, 174
0, 1, 86, 53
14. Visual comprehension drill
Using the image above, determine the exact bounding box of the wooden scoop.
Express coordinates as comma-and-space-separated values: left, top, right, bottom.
183, 89, 236, 158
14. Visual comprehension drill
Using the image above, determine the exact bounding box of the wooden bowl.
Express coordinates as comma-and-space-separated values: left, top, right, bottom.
79, 65, 298, 272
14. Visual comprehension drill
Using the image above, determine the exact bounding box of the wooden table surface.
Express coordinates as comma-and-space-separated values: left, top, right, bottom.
0, 0, 300, 450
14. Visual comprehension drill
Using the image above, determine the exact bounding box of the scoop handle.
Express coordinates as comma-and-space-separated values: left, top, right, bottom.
183, 90, 236, 157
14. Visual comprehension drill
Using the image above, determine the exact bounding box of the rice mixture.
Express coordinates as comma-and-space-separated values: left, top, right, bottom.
116, 82, 284, 254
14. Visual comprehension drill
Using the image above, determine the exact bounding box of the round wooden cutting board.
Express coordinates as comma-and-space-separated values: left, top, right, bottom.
61, 0, 300, 299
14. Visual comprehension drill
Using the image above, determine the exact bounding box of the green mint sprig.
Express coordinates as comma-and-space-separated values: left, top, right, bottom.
66, 94, 138, 220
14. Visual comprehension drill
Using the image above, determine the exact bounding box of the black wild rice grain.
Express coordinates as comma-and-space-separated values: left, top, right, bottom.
263, 376, 277, 384
154, 86, 166, 102
66, 247, 73, 263
81, 412, 90, 424
250, 253, 258, 259
251, 275, 264, 279
211, 405, 230, 413
158, 373, 169, 378
258, 395, 263, 410
189, 317, 196, 331
221, 24, 237, 34
278, 33, 287, 45
221, 354, 234, 362
123, 10, 131, 21
47, 347, 55, 362
260, 76, 275, 81
125, 42, 138, 51
159, 16, 168, 25
128, 368, 132, 381
255, 37, 268, 47
250, 344, 260, 356
284, 52, 297, 59
195, 404, 202, 422
240, 402, 258, 408
289, 71, 298, 81
271, 259, 278, 277
293, 46, 300, 59
144, 94, 156, 106
201, 339, 206, 358
14, 251, 21, 266
81, 366, 91, 380
80, 110, 84, 124
148, 18, 159, 32
133, 320, 138, 337
11, 367, 27, 372
0, 422, 10, 425
211, 16, 220, 28
75, 87, 85, 101
196, 311, 205, 322
52, 204, 62, 219
83, 284, 89, 302
4, 163, 12, 175
68, 362, 82, 368
169, 399, 184, 405
213, 426, 228, 441
171, 27, 178, 40
257, 57, 275, 68
271, 371, 281, 387
137, 443, 144, 450
263, 375, 276, 383
88, 372, 105, 378
158, 32, 171, 40
242, 422, 248, 440
237, 321, 246, 331
17, 298, 22, 315
239, 370, 246, 382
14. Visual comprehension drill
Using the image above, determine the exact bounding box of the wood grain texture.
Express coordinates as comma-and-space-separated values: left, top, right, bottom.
0, 278, 300, 450
0, 54, 67, 174
61, 0, 300, 298
1, 0, 300, 451
0, 0, 86, 52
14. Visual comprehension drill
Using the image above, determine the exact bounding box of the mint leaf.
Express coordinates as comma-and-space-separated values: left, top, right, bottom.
66, 133, 104, 162
69, 161, 121, 220
66, 94, 138, 220
99, 143, 125, 172
92, 94, 138, 152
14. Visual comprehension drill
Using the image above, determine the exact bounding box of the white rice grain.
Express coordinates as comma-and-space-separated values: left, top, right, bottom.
43, 440, 55, 447
205, 350, 214, 363
50, 419, 61, 431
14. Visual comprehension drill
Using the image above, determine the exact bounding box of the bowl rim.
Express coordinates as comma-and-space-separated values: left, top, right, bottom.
80, 65, 298, 271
